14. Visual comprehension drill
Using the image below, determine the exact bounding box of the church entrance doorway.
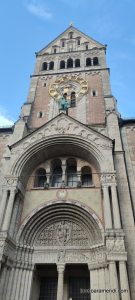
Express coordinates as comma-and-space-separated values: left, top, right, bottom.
31, 264, 90, 300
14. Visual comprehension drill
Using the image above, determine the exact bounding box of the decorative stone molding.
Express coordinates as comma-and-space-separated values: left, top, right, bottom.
100, 172, 116, 185
0, 234, 16, 264
106, 237, 125, 253
4, 176, 19, 188
33, 247, 106, 267
106, 236, 127, 261
56, 189, 68, 200
106, 107, 120, 117
11, 114, 112, 156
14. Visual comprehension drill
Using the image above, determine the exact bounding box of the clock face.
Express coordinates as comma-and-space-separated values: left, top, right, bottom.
49, 75, 88, 101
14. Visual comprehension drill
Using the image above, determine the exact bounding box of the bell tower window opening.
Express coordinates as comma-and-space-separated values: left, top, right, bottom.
42, 62, 47, 71
51, 159, 62, 187
75, 59, 80, 68
34, 168, 47, 188
49, 61, 54, 70
60, 60, 65, 69
86, 57, 91, 66
93, 57, 99, 65
62, 40, 65, 47
70, 92, 76, 107
81, 166, 92, 186
77, 39, 80, 46
67, 58, 73, 68
69, 32, 73, 39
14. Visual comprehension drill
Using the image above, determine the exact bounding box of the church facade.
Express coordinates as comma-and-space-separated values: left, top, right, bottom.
0, 25, 135, 300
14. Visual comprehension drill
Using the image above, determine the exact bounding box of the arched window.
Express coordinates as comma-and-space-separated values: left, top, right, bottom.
51, 159, 62, 187
86, 58, 91, 66
75, 59, 80, 68
34, 168, 47, 187
69, 32, 73, 39
77, 39, 80, 46
67, 158, 77, 187
93, 57, 99, 65
60, 60, 65, 69
86, 44, 88, 50
42, 62, 47, 71
70, 92, 76, 107
62, 40, 65, 47
54, 48, 57, 53
49, 61, 54, 70
81, 166, 92, 186
67, 58, 73, 68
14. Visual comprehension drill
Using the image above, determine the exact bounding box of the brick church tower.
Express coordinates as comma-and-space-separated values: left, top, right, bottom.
0, 25, 135, 300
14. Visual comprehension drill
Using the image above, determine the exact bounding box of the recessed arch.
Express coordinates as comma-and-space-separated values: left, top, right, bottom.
17, 200, 104, 247
11, 135, 112, 187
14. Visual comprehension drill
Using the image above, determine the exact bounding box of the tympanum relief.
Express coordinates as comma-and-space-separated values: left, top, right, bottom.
36, 221, 89, 247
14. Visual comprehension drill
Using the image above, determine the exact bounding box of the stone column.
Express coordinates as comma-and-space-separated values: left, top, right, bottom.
111, 185, 121, 229
109, 261, 120, 300
0, 266, 7, 300
6, 266, 15, 300
25, 267, 34, 300
46, 173, 50, 185
2, 189, 17, 231
57, 264, 65, 300
9, 267, 20, 300
89, 268, 99, 300
3, 267, 10, 300
0, 189, 8, 228
119, 261, 131, 300
102, 186, 112, 229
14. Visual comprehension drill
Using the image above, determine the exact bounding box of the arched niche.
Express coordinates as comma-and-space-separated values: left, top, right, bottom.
11, 135, 111, 188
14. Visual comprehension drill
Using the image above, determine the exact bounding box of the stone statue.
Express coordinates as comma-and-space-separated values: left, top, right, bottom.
59, 94, 70, 111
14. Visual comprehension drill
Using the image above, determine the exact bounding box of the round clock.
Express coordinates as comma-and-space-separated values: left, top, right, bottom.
49, 75, 88, 101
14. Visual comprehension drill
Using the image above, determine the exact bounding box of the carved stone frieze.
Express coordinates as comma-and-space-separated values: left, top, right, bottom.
4, 176, 19, 187
11, 115, 112, 153
56, 189, 68, 200
106, 236, 125, 253
100, 173, 116, 185
36, 221, 89, 246
33, 247, 106, 266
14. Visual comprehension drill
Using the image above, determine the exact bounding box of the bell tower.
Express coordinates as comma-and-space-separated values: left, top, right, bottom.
20, 25, 113, 131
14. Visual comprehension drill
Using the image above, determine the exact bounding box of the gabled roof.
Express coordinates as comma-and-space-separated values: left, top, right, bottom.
10, 112, 112, 149
36, 25, 105, 56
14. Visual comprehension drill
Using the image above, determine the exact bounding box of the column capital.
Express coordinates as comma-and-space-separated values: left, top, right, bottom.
57, 264, 65, 273
100, 172, 117, 186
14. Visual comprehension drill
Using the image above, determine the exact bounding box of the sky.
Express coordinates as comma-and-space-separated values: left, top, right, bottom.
0, 0, 135, 126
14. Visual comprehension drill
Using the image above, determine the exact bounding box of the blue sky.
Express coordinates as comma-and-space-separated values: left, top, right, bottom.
0, 0, 135, 126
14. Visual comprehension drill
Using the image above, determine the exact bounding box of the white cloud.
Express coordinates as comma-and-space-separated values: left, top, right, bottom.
24, 0, 53, 20
0, 114, 13, 127
0, 107, 14, 127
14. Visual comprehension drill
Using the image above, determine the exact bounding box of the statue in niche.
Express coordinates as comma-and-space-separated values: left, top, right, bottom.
59, 93, 70, 111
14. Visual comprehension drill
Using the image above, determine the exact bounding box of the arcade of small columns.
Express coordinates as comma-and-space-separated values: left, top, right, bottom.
0, 172, 131, 300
